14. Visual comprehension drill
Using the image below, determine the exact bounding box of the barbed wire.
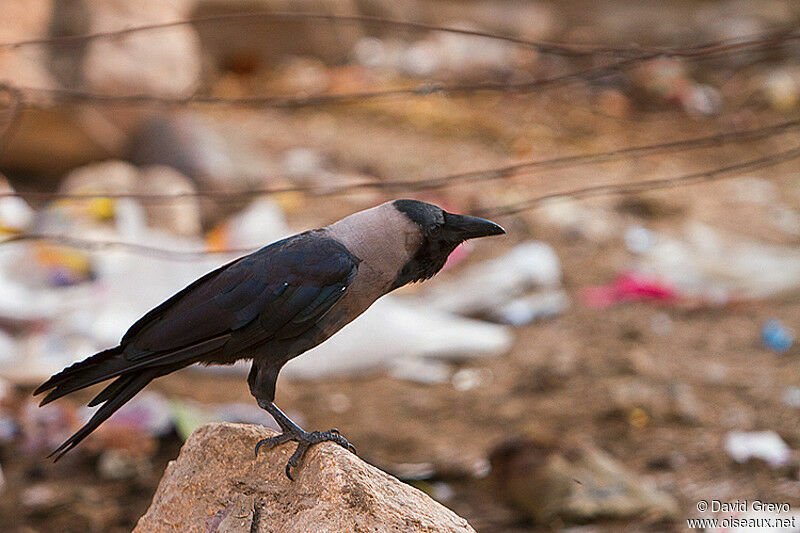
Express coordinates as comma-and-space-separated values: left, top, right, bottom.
6, 56, 644, 109
477, 144, 800, 218
4, 143, 798, 260
2, 21, 797, 110
1, 118, 797, 202
1, 11, 796, 59
0, 233, 255, 260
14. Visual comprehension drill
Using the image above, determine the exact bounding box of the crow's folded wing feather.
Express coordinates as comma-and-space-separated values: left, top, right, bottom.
121, 232, 359, 363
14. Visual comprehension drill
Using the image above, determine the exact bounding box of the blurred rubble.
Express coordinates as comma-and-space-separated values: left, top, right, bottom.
489, 438, 679, 524
625, 222, 800, 306
61, 160, 202, 236
128, 113, 238, 192
0, 1, 797, 531
82, 0, 200, 98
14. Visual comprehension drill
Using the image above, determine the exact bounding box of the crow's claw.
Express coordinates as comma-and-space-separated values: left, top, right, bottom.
254, 428, 356, 480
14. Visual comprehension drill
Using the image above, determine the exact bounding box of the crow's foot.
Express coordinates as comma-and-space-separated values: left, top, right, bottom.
254, 428, 356, 480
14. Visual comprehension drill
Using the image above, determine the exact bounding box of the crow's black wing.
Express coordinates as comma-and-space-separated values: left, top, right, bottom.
36, 231, 359, 460
122, 232, 358, 358
36, 232, 359, 402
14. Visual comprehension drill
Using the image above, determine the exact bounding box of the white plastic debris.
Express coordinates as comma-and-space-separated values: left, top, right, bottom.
489, 289, 569, 326
280, 297, 513, 380
535, 198, 618, 242
782, 387, 800, 408
389, 358, 451, 385
451, 368, 492, 392
423, 241, 561, 316
0, 176, 34, 232
282, 148, 325, 182
634, 222, 800, 303
217, 198, 291, 250
624, 225, 657, 254
724, 430, 792, 468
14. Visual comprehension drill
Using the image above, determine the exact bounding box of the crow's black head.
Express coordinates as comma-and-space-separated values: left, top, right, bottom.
390, 199, 505, 289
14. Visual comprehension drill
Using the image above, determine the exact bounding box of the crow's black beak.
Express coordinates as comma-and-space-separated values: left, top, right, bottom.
444, 213, 506, 240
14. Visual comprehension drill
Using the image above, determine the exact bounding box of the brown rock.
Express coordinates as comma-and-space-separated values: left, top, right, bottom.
134, 423, 475, 533
192, 0, 364, 69
490, 439, 679, 524
82, 0, 201, 98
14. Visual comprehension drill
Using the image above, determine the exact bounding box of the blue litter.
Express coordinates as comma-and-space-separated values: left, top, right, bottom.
762, 319, 794, 354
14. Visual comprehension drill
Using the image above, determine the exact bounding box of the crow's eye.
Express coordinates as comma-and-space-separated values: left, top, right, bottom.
427, 223, 441, 234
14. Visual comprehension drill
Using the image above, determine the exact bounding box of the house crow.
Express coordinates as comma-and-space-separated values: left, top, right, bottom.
35, 199, 505, 479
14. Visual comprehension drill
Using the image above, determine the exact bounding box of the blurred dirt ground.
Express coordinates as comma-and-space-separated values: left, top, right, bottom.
1, 1, 800, 531
2, 97, 798, 530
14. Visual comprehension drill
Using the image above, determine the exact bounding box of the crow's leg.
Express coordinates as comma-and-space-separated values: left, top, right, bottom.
254, 400, 356, 481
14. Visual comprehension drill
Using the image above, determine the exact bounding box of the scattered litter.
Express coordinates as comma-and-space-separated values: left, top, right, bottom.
389, 358, 451, 385
489, 290, 569, 326
725, 430, 792, 468
274, 297, 512, 380
451, 368, 492, 392
535, 199, 617, 242
628, 222, 800, 305
423, 241, 561, 316
762, 320, 794, 354
206, 198, 290, 251
624, 225, 657, 254
582, 272, 676, 308
782, 387, 800, 408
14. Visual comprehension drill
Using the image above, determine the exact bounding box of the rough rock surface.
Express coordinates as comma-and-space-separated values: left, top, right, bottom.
134, 423, 475, 533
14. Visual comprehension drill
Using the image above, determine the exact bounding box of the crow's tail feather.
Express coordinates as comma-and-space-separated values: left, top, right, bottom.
34, 346, 128, 405
48, 368, 158, 461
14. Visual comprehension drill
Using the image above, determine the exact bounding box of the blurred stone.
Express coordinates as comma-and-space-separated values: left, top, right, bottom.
608, 378, 703, 424
281, 147, 326, 182
762, 69, 800, 112
271, 57, 330, 96
0, 0, 56, 90
207, 198, 290, 251
191, 0, 364, 70
489, 439, 679, 524
61, 160, 202, 236
97, 449, 146, 480
536, 199, 617, 242
0, 176, 34, 233
128, 113, 237, 191
82, 0, 201, 98
0, 108, 122, 178
139, 166, 203, 236
134, 423, 475, 532
667, 382, 703, 425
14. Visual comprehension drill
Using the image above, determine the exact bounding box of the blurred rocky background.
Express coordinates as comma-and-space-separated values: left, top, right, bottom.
0, 0, 799, 531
